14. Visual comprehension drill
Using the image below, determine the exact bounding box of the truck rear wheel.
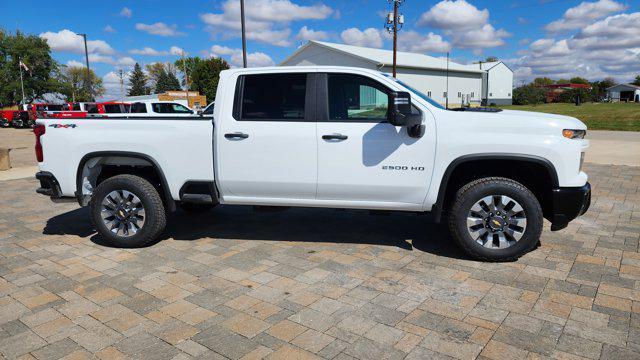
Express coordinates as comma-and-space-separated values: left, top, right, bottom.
448, 177, 543, 262
90, 174, 166, 248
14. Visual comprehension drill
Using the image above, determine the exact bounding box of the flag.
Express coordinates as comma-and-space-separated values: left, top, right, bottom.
19, 60, 30, 72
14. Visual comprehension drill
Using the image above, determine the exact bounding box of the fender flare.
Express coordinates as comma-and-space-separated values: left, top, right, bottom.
431, 153, 559, 222
75, 151, 176, 212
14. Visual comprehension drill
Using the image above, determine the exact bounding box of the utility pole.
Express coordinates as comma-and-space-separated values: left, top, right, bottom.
181, 51, 190, 107
78, 33, 92, 100
18, 57, 26, 104
445, 52, 450, 109
384, 0, 404, 78
116, 68, 125, 102
240, 0, 248, 68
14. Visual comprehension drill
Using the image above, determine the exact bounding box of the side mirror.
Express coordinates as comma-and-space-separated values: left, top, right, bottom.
388, 91, 412, 126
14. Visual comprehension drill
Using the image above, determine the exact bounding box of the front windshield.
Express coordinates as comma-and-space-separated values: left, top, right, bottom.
382, 73, 445, 110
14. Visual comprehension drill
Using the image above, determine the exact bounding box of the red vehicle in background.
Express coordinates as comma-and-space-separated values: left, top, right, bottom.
1, 110, 31, 128
86, 101, 131, 115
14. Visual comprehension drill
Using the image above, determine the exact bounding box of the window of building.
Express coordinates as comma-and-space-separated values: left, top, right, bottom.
471, 92, 474, 98
327, 74, 389, 122
458, 92, 462, 98
427, 91, 432, 98
490, 93, 493, 97
237, 73, 306, 121
443, 92, 447, 98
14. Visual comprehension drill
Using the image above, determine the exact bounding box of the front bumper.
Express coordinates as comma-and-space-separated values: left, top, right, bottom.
550, 182, 591, 231
35, 171, 76, 203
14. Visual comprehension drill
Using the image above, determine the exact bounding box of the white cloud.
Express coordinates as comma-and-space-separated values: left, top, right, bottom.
398, 31, 451, 53
39, 29, 114, 55
545, 0, 626, 32
170, 46, 185, 56
135, 23, 185, 37
418, 0, 509, 51
511, 11, 640, 83
200, 0, 333, 47
419, 0, 488, 30
101, 70, 131, 101
209, 45, 275, 67
340, 28, 383, 48
120, 7, 132, 18
570, 12, 640, 50
88, 54, 136, 67
66, 60, 85, 68
452, 24, 510, 49
129, 47, 167, 56
103, 25, 116, 33
296, 26, 329, 41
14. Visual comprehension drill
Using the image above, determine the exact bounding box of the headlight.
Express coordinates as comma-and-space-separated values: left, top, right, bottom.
563, 129, 586, 139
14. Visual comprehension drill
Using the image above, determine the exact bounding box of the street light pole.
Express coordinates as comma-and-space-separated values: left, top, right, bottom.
79, 33, 92, 100
240, 0, 248, 68
384, 0, 404, 78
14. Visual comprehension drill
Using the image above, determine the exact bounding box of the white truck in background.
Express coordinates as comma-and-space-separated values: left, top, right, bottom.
34, 66, 591, 261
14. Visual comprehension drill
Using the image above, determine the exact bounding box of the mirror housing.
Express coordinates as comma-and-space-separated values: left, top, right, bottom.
388, 91, 412, 126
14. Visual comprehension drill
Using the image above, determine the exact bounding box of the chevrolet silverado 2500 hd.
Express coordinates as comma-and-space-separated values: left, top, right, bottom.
34, 66, 591, 261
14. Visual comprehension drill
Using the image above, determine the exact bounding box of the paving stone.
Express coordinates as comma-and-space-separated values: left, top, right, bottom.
0, 163, 639, 359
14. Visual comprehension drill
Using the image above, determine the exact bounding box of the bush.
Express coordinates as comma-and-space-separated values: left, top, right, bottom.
556, 88, 592, 103
512, 85, 546, 105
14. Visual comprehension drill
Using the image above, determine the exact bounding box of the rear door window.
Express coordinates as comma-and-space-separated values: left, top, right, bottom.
235, 73, 307, 121
130, 103, 147, 113
104, 104, 123, 113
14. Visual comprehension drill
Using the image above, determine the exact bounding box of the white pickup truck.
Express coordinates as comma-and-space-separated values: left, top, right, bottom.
34, 66, 591, 261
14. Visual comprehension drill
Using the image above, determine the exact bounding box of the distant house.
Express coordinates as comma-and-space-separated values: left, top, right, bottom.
606, 84, 640, 102
280, 41, 514, 106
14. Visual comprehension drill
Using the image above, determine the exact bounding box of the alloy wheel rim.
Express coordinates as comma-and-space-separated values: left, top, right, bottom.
100, 190, 145, 237
466, 195, 527, 249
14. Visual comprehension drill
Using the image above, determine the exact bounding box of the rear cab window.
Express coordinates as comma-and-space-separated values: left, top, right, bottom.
233, 73, 307, 121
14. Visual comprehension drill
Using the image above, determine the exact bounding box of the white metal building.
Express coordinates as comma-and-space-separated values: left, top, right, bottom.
281, 41, 514, 106
606, 84, 640, 102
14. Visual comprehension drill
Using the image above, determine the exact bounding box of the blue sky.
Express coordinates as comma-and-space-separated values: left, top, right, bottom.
6, 0, 640, 99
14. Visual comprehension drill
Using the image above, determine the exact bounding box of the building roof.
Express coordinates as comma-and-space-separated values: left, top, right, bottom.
606, 83, 640, 91
282, 41, 486, 74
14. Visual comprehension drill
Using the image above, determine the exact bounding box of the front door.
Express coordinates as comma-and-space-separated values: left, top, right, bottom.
316, 73, 436, 209
216, 72, 318, 201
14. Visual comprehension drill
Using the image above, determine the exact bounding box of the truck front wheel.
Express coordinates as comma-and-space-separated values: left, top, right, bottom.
448, 177, 543, 261
90, 174, 166, 248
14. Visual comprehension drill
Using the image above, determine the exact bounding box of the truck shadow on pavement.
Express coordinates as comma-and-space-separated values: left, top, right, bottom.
43, 205, 469, 260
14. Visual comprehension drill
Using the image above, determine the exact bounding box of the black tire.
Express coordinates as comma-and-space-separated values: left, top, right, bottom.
180, 202, 214, 213
448, 177, 543, 262
90, 174, 166, 248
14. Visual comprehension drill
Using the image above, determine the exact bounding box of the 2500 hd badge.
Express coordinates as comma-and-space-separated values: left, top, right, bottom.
382, 165, 425, 171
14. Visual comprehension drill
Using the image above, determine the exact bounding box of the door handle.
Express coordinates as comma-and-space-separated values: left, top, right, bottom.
225, 132, 249, 139
322, 134, 348, 141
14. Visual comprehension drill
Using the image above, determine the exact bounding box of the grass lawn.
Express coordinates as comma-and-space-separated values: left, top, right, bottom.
498, 102, 640, 131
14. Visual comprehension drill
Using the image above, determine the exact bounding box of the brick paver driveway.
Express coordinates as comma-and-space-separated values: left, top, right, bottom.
1, 163, 639, 360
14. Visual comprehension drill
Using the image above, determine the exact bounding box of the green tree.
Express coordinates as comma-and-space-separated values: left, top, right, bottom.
569, 77, 589, 85
58, 66, 104, 102
127, 63, 148, 96
484, 56, 498, 62
512, 84, 546, 105
632, 75, 640, 86
189, 57, 230, 101
165, 71, 181, 91
154, 68, 170, 94
532, 77, 555, 86
175, 56, 202, 88
0, 30, 55, 105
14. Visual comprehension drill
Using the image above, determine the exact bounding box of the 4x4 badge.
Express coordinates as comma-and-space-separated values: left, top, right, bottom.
48, 124, 77, 128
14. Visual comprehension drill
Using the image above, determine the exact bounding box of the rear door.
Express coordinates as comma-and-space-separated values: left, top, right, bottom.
315, 72, 435, 208
215, 72, 318, 201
